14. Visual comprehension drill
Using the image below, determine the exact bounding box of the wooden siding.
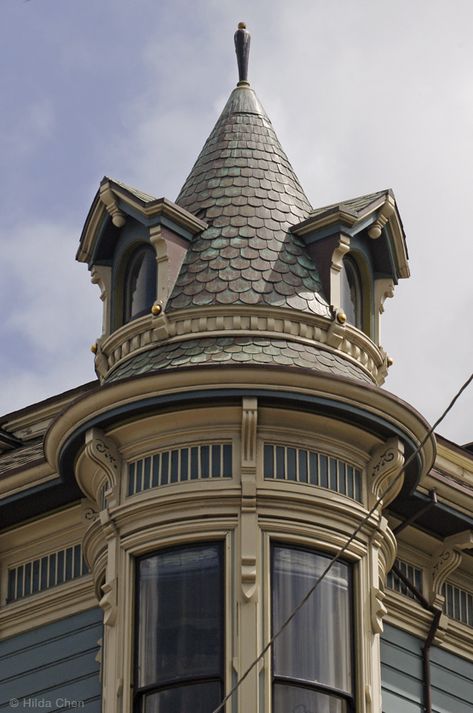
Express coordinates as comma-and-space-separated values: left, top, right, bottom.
381, 623, 473, 713
0, 608, 102, 712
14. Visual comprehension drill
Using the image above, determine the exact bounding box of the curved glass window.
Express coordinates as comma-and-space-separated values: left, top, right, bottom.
340, 256, 362, 329
272, 545, 353, 712
124, 245, 156, 322
136, 543, 224, 713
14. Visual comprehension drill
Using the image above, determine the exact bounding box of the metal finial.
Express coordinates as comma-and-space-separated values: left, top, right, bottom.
234, 22, 251, 86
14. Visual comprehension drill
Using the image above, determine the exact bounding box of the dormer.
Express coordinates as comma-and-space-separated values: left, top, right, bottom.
77, 177, 207, 339
292, 189, 409, 344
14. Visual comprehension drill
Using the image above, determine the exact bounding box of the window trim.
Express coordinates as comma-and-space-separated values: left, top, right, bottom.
270, 542, 355, 713
133, 541, 225, 713
122, 243, 157, 325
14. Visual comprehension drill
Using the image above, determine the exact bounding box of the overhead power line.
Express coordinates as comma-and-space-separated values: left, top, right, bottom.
210, 370, 473, 713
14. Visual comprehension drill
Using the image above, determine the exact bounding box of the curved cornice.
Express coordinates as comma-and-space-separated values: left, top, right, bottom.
94, 304, 390, 386
44, 366, 436, 498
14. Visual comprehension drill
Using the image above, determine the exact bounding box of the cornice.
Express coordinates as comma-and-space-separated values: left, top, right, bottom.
93, 304, 391, 386
44, 366, 436, 500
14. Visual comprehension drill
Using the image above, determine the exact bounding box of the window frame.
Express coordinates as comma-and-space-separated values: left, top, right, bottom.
340, 253, 363, 331
133, 541, 225, 713
270, 542, 355, 713
123, 243, 157, 325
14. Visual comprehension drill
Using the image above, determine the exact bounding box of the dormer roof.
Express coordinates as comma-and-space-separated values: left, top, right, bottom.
77, 177, 207, 266
292, 189, 409, 282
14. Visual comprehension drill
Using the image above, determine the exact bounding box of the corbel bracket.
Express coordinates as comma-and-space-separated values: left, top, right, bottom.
368, 195, 395, 239
429, 529, 473, 608
241, 397, 258, 511
367, 438, 404, 508
99, 578, 118, 626
99, 181, 126, 228
85, 428, 122, 508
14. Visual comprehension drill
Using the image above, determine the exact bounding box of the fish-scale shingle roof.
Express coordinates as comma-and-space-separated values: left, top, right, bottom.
106, 337, 371, 384
167, 85, 330, 316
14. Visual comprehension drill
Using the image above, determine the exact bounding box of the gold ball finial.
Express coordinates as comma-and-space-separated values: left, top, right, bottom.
151, 303, 162, 316
336, 310, 347, 325
238, 21, 247, 29
91, 343, 98, 354
387, 355, 394, 367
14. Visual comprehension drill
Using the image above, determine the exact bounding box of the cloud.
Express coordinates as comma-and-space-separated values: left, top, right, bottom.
0, 220, 101, 414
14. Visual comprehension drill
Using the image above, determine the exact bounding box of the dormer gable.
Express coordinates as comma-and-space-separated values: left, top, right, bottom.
292, 189, 408, 344
77, 177, 207, 338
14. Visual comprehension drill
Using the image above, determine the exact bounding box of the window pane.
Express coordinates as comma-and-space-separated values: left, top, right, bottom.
143, 681, 221, 713
272, 546, 352, 694
138, 544, 223, 688
125, 247, 156, 321
340, 256, 362, 329
273, 683, 346, 713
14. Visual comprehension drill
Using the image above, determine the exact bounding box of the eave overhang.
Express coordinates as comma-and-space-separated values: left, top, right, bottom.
291, 189, 410, 282
44, 365, 435, 513
77, 177, 208, 266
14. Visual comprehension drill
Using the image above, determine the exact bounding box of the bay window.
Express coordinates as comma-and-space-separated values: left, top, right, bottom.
135, 543, 224, 713
272, 545, 353, 712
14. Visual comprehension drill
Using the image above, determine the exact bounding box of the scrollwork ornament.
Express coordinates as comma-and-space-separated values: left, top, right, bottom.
367, 438, 404, 508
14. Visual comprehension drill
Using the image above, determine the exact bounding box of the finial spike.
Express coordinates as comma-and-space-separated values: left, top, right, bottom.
234, 22, 251, 86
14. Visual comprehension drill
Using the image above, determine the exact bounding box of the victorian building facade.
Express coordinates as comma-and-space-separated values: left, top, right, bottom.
1, 25, 473, 713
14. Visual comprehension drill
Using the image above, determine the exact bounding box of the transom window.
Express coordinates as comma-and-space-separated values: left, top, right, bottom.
124, 245, 156, 323
272, 545, 353, 712
135, 543, 224, 713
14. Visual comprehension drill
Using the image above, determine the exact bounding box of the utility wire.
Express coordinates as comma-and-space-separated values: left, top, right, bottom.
211, 370, 473, 713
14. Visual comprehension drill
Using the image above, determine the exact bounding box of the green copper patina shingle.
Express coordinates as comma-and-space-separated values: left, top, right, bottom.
105, 338, 371, 384
168, 84, 330, 316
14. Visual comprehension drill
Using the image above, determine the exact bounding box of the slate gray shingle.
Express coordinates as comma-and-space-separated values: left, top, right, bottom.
168, 85, 330, 316
105, 338, 371, 384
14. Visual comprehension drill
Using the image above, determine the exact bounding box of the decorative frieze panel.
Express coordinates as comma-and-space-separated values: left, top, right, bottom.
263, 443, 362, 502
7, 543, 87, 603
128, 443, 233, 495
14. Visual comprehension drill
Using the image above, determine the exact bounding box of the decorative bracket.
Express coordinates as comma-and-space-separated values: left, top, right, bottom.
368, 195, 395, 239
241, 398, 258, 511
240, 398, 258, 602
85, 428, 121, 508
329, 234, 351, 310
370, 587, 388, 634
367, 438, 405, 508
99, 578, 118, 627
90, 265, 112, 338
149, 225, 169, 308
429, 529, 473, 608
99, 181, 126, 228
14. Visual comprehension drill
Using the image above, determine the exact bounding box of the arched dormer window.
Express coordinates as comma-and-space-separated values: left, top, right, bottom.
340, 255, 363, 330
124, 245, 157, 323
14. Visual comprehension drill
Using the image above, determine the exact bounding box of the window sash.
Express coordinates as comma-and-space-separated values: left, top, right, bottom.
134, 543, 224, 709
271, 544, 354, 710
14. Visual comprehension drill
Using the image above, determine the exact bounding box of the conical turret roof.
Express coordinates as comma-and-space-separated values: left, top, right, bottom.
167, 80, 329, 316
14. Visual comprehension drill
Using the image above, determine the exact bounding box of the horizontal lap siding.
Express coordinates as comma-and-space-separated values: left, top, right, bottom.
0, 609, 102, 712
381, 624, 473, 713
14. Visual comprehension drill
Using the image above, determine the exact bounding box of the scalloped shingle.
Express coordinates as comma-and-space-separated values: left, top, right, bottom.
168, 85, 330, 316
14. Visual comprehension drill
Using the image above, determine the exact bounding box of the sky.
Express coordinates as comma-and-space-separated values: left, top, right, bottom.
0, 0, 472, 444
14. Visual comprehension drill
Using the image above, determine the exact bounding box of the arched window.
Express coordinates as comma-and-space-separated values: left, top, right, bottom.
340, 255, 362, 329
124, 245, 157, 323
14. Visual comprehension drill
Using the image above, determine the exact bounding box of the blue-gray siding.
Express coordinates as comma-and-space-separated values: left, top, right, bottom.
0, 608, 102, 712
381, 623, 473, 713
